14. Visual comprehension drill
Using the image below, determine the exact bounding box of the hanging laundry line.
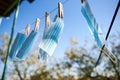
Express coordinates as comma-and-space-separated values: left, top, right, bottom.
95, 0, 120, 66
30, 0, 71, 26
6, 0, 69, 62
1, 0, 66, 79
8, 1, 64, 61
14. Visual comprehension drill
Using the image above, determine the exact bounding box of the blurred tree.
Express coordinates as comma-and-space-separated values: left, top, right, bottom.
63, 35, 120, 80
64, 39, 95, 79
0, 33, 40, 80
0, 33, 120, 80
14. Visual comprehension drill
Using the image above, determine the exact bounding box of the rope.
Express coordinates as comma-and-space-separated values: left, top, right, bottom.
1, 0, 20, 80
95, 0, 120, 67
30, 0, 70, 26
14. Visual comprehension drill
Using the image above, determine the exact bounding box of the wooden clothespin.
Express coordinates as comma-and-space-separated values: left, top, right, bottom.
58, 2, 64, 18
24, 24, 30, 35
81, 0, 85, 3
45, 12, 50, 27
34, 18, 40, 31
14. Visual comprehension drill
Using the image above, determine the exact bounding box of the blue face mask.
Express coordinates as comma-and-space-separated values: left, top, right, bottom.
39, 16, 64, 60
81, 0, 105, 48
16, 30, 38, 60
9, 33, 27, 61
81, 0, 117, 63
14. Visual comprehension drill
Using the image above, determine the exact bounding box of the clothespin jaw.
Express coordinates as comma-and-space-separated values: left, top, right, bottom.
81, 0, 85, 3
58, 2, 64, 18
45, 12, 50, 27
34, 18, 40, 31
24, 24, 30, 35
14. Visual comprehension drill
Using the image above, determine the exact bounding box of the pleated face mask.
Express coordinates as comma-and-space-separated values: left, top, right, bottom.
16, 18, 40, 60
9, 24, 30, 61
39, 16, 64, 60
81, 0, 117, 63
16, 30, 38, 60
9, 33, 27, 60
81, 0, 105, 48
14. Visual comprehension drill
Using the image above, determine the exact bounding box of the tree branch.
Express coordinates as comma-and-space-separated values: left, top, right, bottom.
14, 62, 23, 80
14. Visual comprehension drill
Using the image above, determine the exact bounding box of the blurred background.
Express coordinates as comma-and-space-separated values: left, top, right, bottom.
0, 0, 120, 80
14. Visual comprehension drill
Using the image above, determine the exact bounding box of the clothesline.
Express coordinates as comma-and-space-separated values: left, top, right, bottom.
30, 0, 70, 26
2, 1, 65, 80
1, 0, 119, 80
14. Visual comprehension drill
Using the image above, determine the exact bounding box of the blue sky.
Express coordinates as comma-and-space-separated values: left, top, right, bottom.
0, 0, 120, 59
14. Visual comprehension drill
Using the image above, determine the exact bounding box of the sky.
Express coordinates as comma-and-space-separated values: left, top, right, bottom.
0, 0, 120, 59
